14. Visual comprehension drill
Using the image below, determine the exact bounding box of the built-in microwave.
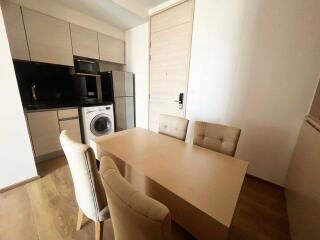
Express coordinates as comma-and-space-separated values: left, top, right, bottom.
73, 56, 100, 75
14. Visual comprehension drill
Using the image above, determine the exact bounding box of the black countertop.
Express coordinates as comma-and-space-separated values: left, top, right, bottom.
24, 99, 113, 112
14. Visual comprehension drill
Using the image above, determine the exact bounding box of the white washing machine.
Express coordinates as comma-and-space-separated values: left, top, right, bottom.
81, 104, 114, 144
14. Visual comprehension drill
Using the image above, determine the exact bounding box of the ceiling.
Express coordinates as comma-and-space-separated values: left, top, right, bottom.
133, 0, 167, 9
55, 0, 167, 30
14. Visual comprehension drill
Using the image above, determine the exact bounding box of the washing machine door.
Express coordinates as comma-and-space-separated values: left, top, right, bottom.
90, 113, 113, 136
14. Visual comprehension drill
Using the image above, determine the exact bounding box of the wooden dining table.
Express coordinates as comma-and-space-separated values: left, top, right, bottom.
91, 128, 248, 239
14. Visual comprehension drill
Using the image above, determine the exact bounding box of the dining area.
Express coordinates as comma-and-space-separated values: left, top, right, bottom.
0, 112, 291, 240
2, 0, 319, 239
60, 114, 249, 240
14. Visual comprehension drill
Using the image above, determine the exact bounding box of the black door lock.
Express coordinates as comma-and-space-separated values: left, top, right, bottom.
174, 93, 184, 109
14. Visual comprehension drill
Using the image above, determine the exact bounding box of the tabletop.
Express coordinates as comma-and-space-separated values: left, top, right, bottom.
92, 128, 248, 227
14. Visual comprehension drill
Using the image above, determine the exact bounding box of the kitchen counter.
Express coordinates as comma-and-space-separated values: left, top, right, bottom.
24, 100, 113, 113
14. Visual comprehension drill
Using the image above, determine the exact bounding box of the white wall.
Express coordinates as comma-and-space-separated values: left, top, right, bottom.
186, 0, 320, 185
125, 23, 150, 129
0, 6, 38, 189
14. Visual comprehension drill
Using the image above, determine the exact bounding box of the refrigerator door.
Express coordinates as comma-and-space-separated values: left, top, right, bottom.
125, 96, 135, 128
125, 72, 134, 96
112, 71, 125, 97
114, 96, 135, 131
113, 71, 134, 97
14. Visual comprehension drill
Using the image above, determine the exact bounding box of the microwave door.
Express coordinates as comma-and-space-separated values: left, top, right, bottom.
74, 57, 99, 75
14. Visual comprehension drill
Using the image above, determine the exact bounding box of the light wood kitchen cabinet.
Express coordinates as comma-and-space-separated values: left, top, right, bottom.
59, 119, 81, 142
57, 109, 79, 120
70, 24, 99, 59
22, 8, 73, 66
98, 33, 125, 64
1, 1, 30, 60
26, 111, 61, 157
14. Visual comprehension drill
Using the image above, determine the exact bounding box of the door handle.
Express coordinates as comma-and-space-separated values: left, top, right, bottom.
174, 93, 184, 109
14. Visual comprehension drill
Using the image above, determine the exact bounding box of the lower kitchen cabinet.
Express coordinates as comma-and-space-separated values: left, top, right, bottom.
26, 111, 62, 158
26, 108, 81, 161
59, 118, 81, 142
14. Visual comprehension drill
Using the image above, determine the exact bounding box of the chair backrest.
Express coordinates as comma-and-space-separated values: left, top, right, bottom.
100, 156, 172, 240
193, 121, 241, 157
60, 130, 108, 222
158, 114, 189, 141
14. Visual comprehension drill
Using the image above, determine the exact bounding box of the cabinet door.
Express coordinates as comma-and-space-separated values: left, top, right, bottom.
70, 24, 99, 59
98, 33, 125, 64
22, 8, 73, 66
59, 119, 81, 142
57, 109, 78, 120
1, 1, 30, 60
27, 111, 61, 157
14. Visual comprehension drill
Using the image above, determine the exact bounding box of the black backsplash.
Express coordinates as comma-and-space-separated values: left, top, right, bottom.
14, 61, 79, 106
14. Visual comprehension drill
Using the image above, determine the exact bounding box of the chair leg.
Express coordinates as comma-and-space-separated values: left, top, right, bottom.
76, 208, 84, 231
95, 221, 104, 240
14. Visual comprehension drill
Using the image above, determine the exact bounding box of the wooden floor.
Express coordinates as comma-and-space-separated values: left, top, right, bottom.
0, 157, 290, 240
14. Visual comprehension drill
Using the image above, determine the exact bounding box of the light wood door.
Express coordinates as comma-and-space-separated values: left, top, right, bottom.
70, 24, 99, 59
1, 1, 30, 60
150, 0, 194, 34
149, 0, 194, 132
98, 33, 125, 64
27, 111, 61, 157
59, 119, 81, 142
22, 8, 73, 66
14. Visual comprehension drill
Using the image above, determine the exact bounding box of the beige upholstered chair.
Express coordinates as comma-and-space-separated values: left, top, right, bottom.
193, 121, 241, 157
100, 156, 172, 240
159, 114, 189, 141
60, 130, 109, 240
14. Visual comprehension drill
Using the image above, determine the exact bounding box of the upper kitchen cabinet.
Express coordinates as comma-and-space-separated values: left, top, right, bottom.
98, 33, 125, 64
22, 8, 73, 66
1, 1, 30, 60
70, 24, 99, 59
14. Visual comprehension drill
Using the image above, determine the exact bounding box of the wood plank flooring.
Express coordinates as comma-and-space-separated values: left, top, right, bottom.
0, 157, 290, 240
